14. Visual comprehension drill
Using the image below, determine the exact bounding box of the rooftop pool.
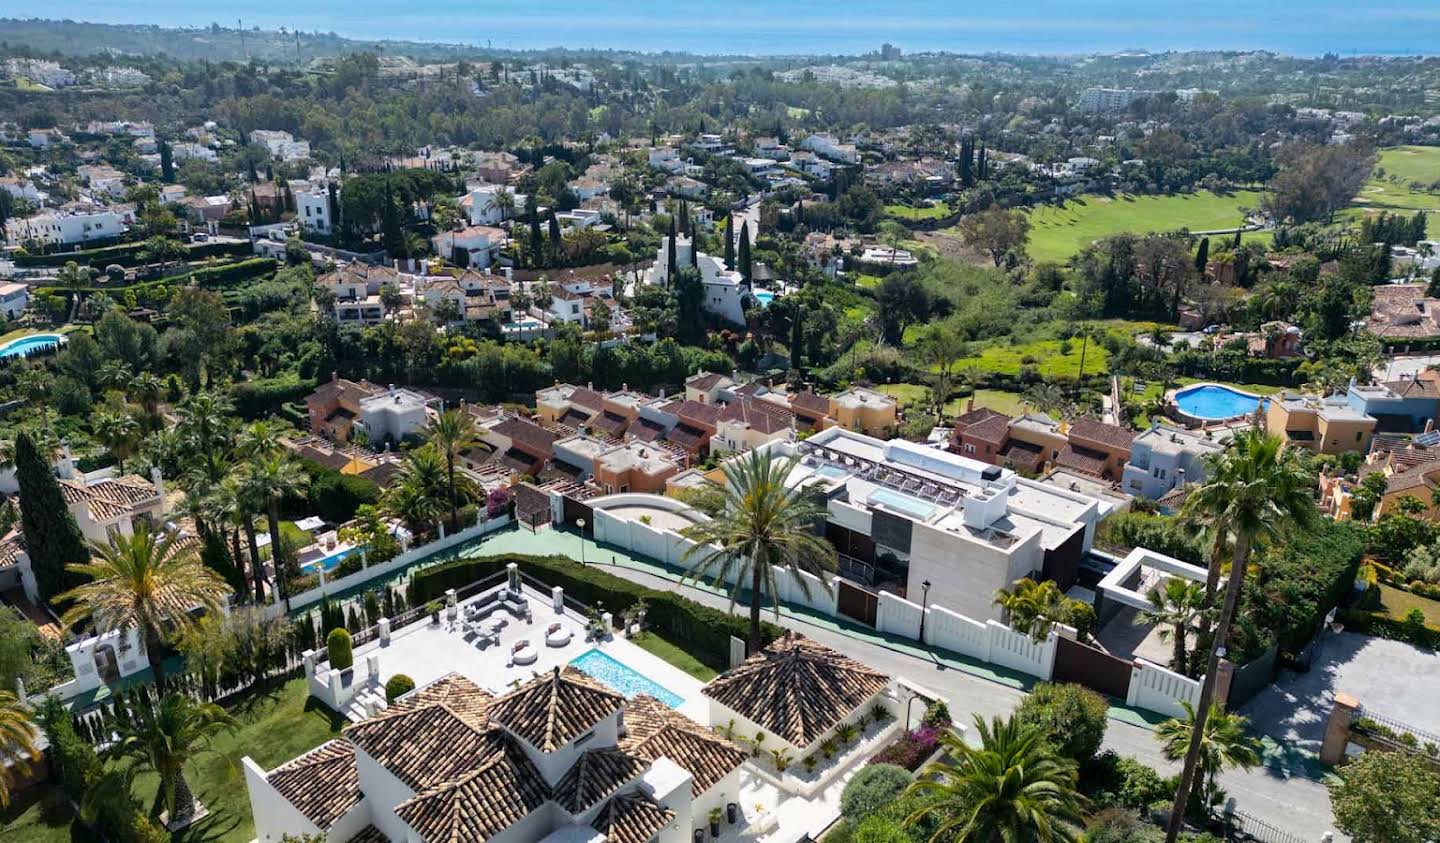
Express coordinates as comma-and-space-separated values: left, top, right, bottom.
1174, 383, 1266, 421
569, 648, 684, 708
0, 332, 65, 360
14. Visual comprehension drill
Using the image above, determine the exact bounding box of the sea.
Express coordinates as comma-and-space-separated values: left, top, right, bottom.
15, 0, 1440, 57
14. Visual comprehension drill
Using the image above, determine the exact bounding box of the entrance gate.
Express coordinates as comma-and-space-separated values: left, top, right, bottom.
836, 579, 878, 627
1052, 635, 1134, 699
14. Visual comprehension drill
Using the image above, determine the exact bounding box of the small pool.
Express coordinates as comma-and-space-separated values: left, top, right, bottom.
569, 648, 684, 708
752, 290, 775, 307
301, 546, 360, 574
868, 487, 938, 520
816, 463, 849, 479
1174, 383, 1266, 421
0, 332, 65, 360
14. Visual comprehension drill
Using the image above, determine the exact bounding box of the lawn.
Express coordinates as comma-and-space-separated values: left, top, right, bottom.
2, 678, 346, 843
0, 788, 74, 843
853, 272, 883, 289
1374, 582, 1440, 626
885, 201, 954, 221
877, 383, 1029, 418
953, 337, 1110, 379
1350, 145, 1440, 238
1022, 190, 1265, 263
629, 630, 719, 681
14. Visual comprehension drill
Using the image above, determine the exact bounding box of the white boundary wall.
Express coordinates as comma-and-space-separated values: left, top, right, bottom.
1127, 658, 1202, 719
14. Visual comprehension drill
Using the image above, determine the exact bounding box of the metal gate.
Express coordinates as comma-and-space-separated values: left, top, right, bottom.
1052, 636, 1133, 699
836, 579, 878, 627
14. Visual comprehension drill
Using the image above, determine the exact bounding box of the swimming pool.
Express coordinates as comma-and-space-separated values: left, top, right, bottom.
868, 487, 938, 520
301, 546, 360, 574
0, 332, 65, 360
569, 648, 684, 708
1173, 383, 1266, 421
752, 290, 775, 307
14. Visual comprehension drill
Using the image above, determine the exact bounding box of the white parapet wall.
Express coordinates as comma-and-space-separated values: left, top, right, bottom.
1127, 657, 1202, 719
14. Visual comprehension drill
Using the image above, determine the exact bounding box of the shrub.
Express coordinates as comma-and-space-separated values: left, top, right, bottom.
920, 700, 951, 729
385, 673, 416, 703
872, 725, 941, 771
1085, 808, 1162, 843
841, 763, 912, 821
299, 459, 380, 523
327, 628, 353, 670
1014, 682, 1110, 761
232, 375, 316, 419
1083, 751, 1173, 812
409, 553, 783, 668
852, 815, 914, 843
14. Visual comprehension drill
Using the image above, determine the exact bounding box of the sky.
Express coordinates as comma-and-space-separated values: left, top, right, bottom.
9, 0, 1440, 56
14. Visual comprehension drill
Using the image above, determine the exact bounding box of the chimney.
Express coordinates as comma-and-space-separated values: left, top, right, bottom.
1427, 419, 1435, 434
967, 397, 975, 412
332, 370, 339, 383
150, 465, 165, 501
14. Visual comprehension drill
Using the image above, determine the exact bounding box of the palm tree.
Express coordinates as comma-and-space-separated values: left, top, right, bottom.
176, 391, 236, 476
1157, 703, 1261, 813
1137, 577, 1206, 676
492, 187, 516, 221
428, 408, 480, 532
57, 260, 92, 321
678, 450, 834, 653
1165, 430, 1315, 842
109, 693, 236, 824
16, 367, 51, 429
97, 359, 133, 393
994, 578, 1082, 643
92, 409, 140, 474
381, 446, 449, 537
0, 691, 39, 808
58, 525, 231, 692
128, 372, 165, 428
904, 715, 1087, 843
244, 454, 308, 609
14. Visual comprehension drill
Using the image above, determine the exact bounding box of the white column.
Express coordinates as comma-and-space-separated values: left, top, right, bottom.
302, 649, 317, 678
507, 562, 520, 593
378, 618, 391, 645
553, 586, 565, 614
366, 654, 379, 682
446, 588, 458, 621
360, 548, 369, 569
601, 612, 613, 637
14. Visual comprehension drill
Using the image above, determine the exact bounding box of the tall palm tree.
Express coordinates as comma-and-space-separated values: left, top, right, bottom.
244, 454, 308, 609
16, 367, 51, 430
904, 715, 1087, 843
679, 450, 834, 653
428, 408, 480, 532
234, 419, 282, 460
92, 409, 140, 474
176, 391, 236, 476
1157, 703, 1261, 813
109, 693, 236, 824
57, 260, 92, 322
128, 372, 165, 429
58, 525, 231, 693
1165, 430, 1315, 842
381, 446, 449, 537
1136, 577, 1206, 676
0, 691, 39, 808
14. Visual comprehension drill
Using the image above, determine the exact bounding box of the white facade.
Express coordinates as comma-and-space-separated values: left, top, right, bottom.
250, 129, 312, 161
0, 282, 30, 319
171, 142, 219, 163
649, 237, 748, 326
5, 209, 127, 246
1122, 423, 1230, 500
297, 186, 334, 234
464, 185, 525, 226
356, 387, 433, 445
800, 134, 860, 164
433, 226, 507, 268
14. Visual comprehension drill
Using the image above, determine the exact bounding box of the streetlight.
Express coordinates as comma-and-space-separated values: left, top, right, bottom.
576, 518, 587, 565
918, 579, 932, 643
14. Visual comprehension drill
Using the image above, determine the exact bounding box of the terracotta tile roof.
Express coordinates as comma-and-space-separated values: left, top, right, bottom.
686, 371, 727, 391
1054, 443, 1108, 477
400, 673, 495, 730
299, 444, 353, 472
494, 417, 559, 454
1068, 417, 1134, 451
358, 460, 404, 488
59, 476, 160, 523
1386, 463, 1440, 496
0, 530, 25, 571
666, 423, 709, 449
568, 387, 606, 411
620, 695, 746, 795
1384, 378, 1440, 400
552, 748, 648, 813
344, 698, 499, 792
629, 418, 667, 442
790, 391, 830, 415
345, 825, 390, 843
265, 740, 361, 829
594, 410, 631, 438
954, 408, 1011, 444
702, 634, 889, 748
486, 666, 625, 752
561, 407, 597, 428
673, 400, 722, 427
393, 730, 549, 843
999, 439, 1045, 469
591, 792, 675, 843
719, 399, 793, 434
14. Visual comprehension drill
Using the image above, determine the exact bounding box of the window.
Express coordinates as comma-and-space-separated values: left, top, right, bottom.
963, 443, 976, 454
1356, 431, 1363, 442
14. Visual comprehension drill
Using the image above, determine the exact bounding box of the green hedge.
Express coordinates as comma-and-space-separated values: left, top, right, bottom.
33, 257, 277, 297
410, 553, 783, 666
1340, 608, 1440, 650
297, 459, 380, 523
232, 375, 318, 419
14, 238, 249, 269
1241, 520, 1366, 659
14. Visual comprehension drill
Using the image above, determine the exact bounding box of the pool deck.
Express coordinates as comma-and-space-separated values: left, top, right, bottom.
1167, 382, 1268, 425
339, 584, 708, 722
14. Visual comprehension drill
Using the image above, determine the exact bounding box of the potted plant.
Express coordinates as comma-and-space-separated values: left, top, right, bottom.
708, 807, 722, 838
693, 830, 705, 843
802, 755, 817, 774
769, 749, 792, 773
835, 721, 859, 744
726, 802, 738, 824
427, 600, 442, 625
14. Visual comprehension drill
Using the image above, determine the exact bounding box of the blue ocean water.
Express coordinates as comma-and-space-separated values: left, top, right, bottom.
22, 1, 1440, 56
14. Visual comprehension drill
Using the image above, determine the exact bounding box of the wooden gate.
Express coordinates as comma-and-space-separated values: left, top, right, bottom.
836, 579, 878, 627
1052, 636, 1133, 699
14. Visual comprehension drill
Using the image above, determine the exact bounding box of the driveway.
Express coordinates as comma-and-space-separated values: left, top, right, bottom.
1241, 632, 1440, 752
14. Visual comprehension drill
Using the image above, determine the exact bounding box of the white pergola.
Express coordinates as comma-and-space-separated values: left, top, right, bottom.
1096, 547, 1209, 611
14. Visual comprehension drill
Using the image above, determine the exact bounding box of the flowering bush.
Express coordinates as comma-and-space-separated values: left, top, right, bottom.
873, 725, 941, 771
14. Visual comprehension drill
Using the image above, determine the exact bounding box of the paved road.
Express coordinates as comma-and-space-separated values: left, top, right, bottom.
595, 562, 1344, 840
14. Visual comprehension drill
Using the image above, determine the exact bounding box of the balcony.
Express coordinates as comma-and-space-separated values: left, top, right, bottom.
836, 553, 874, 586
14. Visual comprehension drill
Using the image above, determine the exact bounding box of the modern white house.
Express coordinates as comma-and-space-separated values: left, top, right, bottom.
463, 185, 526, 226
1121, 423, 1232, 501
298, 184, 336, 234
799, 134, 860, 164
753, 426, 1110, 622
0, 282, 30, 320
432, 226, 508, 269
250, 129, 311, 161
648, 237, 748, 326
4, 209, 127, 247
354, 387, 434, 446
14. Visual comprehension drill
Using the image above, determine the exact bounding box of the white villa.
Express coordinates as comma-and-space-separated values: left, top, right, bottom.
648, 236, 748, 326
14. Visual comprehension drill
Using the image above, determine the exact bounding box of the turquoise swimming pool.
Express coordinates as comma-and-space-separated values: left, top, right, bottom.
868, 487, 938, 520
569, 648, 684, 708
0, 333, 65, 360
1174, 383, 1265, 421
302, 546, 360, 574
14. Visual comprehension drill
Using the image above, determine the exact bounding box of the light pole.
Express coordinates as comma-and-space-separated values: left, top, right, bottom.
918, 579, 932, 643
576, 518, 587, 565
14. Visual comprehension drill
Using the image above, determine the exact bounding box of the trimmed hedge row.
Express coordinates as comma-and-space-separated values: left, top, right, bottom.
232, 374, 318, 419
15, 238, 249, 268
410, 552, 784, 667
33, 257, 278, 296
1340, 608, 1440, 650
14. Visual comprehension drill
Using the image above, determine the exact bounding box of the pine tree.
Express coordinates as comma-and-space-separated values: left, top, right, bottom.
14, 431, 89, 603
666, 215, 678, 284
738, 222, 752, 283
1194, 237, 1210, 275
723, 214, 735, 269
159, 140, 174, 183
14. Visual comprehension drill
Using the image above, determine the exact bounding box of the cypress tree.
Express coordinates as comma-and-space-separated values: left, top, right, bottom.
1233, 226, 1243, 248
327, 182, 341, 231
958, 137, 972, 186
1193, 237, 1210, 275
159, 139, 174, 183
723, 214, 735, 269
679, 201, 689, 235
666, 215, 678, 284
790, 304, 804, 369
527, 195, 543, 268
15, 431, 88, 603
738, 223, 752, 283
547, 209, 563, 265
689, 216, 699, 267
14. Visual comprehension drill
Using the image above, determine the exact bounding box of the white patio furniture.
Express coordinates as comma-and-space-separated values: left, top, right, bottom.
545, 627, 572, 648
513, 640, 538, 665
